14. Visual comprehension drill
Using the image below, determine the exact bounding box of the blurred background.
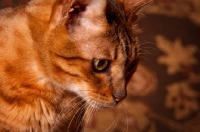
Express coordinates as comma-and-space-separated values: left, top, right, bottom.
1, 0, 200, 132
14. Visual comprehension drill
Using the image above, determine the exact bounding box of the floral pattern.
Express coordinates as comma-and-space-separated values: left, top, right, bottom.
145, 0, 200, 26
156, 35, 198, 75
165, 82, 199, 120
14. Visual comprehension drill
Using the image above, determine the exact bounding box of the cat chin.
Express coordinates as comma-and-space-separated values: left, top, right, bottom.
76, 92, 117, 109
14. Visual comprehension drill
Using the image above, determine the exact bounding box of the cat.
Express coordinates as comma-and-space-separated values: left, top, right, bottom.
0, 0, 152, 131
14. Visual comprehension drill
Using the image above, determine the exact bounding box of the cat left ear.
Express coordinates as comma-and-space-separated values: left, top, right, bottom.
118, 0, 153, 24
49, 0, 107, 30
49, 0, 73, 30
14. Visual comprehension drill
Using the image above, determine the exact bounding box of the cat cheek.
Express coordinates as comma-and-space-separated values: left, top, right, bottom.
67, 82, 87, 95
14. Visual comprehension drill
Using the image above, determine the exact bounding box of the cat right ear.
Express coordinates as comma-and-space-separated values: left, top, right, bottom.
118, 0, 153, 25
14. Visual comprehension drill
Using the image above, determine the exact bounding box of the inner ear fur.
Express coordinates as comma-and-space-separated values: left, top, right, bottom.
50, 0, 87, 30
50, 0, 73, 30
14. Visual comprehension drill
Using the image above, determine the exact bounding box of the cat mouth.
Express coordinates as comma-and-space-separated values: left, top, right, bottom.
81, 90, 125, 109
86, 98, 117, 109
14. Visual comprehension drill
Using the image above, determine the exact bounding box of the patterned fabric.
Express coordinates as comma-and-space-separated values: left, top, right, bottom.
0, 0, 200, 132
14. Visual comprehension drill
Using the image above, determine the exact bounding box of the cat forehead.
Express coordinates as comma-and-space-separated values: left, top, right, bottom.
70, 0, 128, 33
69, 0, 138, 60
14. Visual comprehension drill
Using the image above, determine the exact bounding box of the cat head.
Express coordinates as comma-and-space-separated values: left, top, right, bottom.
45, 0, 152, 108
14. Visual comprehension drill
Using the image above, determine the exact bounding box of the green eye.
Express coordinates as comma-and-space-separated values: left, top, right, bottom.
93, 59, 110, 72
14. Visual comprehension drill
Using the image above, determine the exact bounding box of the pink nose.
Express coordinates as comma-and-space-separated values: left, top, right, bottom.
112, 92, 127, 104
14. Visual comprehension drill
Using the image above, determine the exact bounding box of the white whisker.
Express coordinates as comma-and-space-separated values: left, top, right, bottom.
138, 55, 151, 63
82, 103, 92, 132
104, 112, 119, 132
76, 104, 86, 124
75, 104, 88, 132
84, 101, 95, 132
139, 41, 156, 47
51, 96, 80, 131
68, 101, 86, 131
122, 102, 129, 132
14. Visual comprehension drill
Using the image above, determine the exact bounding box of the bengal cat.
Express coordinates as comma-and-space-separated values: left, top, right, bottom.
0, 0, 152, 131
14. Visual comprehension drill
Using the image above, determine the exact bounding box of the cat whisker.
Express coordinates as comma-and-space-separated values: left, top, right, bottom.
140, 49, 154, 56
138, 47, 158, 56
138, 53, 151, 55
111, 114, 119, 132
137, 41, 156, 52
84, 101, 97, 132
78, 101, 91, 131
86, 106, 93, 124
54, 98, 85, 132
75, 104, 88, 132
138, 46, 157, 51
137, 55, 150, 63
82, 104, 91, 132
76, 103, 87, 124
142, 46, 157, 50
138, 52, 154, 56
83, 100, 100, 132
144, 115, 149, 126
139, 41, 156, 47
51, 96, 80, 130
66, 99, 85, 116
67, 101, 86, 132
104, 111, 119, 132
138, 9, 148, 16
89, 101, 98, 121
122, 102, 129, 132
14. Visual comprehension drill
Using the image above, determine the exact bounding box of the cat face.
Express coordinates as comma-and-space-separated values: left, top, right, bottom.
44, 0, 152, 108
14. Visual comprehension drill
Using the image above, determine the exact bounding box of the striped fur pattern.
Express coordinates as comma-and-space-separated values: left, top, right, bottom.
0, 0, 152, 131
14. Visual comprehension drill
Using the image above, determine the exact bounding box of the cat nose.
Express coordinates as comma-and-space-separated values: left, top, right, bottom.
114, 96, 122, 104
112, 93, 126, 104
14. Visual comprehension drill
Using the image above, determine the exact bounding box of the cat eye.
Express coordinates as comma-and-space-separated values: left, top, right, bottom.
93, 59, 110, 72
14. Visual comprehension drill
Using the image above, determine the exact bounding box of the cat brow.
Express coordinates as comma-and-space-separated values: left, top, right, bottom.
56, 54, 90, 62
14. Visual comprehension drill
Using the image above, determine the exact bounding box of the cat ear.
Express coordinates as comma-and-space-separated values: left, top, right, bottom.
49, 0, 72, 30
118, 0, 153, 24
49, 0, 107, 30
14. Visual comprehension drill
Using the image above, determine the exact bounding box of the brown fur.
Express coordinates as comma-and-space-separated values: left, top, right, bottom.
0, 0, 152, 131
